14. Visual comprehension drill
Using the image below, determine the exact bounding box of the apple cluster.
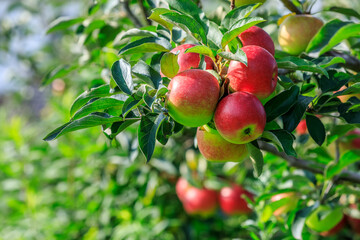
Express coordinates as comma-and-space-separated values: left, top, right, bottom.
176, 178, 253, 217
165, 26, 278, 163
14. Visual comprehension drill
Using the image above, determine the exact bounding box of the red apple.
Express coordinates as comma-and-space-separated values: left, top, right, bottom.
214, 91, 266, 144
176, 177, 189, 201
196, 127, 248, 162
347, 129, 360, 149
296, 119, 307, 135
167, 69, 220, 127
219, 184, 254, 215
227, 45, 278, 99
278, 14, 323, 55
270, 192, 299, 216
345, 204, 360, 235
239, 26, 275, 55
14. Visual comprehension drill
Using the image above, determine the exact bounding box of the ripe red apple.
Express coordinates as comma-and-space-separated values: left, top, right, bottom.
214, 91, 266, 144
233, 0, 266, 7
196, 127, 248, 162
176, 177, 189, 201
227, 45, 278, 99
238, 26, 275, 56
345, 204, 360, 235
165, 44, 214, 76
296, 119, 307, 135
341, 129, 360, 150
270, 192, 299, 216
278, 14, 323, 55
167, 69, 220, 127
219, 184, 254, 215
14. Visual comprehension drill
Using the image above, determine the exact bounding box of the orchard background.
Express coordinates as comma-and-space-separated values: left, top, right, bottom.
1, 0, 360, 239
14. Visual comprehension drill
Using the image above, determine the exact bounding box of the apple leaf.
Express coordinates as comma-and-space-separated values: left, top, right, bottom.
315, 70, 350, 93
185, 45, 216, 62
164, 0, 202, 16
221, 17, 265, 48
132, 60, 162, 89
109, 113, 140, 139
326, 150, 360, 179
326, 7, 360, 20
118, 37, 171, 55
326, 124, 355, 146
277, 56, 328, 78
221, 4, 260, 29
159, 52, 179, 78
138, 113, 167, 162
111, 59, 134, 95
338, 101, 360, 124
120, 28, 158, 40
42, 64, 78, 86
270, 130, 296, 157
218, 47, 247, 66
306, 114, 326, 146
261, 131, 283, 151
207, 21, 223, 49
264, 85, 300, 122
148, 8, 175, 30
246, 141, 263, 178
46, 16, 84, 33
334, 82, 360, 96
312, 56, 345, 69
291, 202, 320, 240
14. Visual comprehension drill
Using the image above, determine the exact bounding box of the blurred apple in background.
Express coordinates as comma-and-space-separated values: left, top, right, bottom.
219, 184, 254, 215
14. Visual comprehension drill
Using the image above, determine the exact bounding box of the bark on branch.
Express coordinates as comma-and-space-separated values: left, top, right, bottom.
258, 141, 360, 184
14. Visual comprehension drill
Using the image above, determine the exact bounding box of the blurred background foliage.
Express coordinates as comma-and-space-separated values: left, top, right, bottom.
1, 0, 360, 239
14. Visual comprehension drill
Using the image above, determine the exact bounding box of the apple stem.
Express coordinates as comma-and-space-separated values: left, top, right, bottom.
230, 0, 235, 10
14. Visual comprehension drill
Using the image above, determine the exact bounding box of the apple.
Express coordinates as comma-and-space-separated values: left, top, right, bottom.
305, 205, 344, 234
340, 129, 360, 151
167, 69, 220, 127
176, 177, 190, 201
278, 14, 323, 55
270, 192, 299, 216
233, 0, 266, 7
196, 127, 248, 162
295, 119, 307, 135
214, 91, 266, 144
238, 26, 275, 56
227, 45, 278, 99
345, 204, 360, 234
219, 184, 254, 215
336, 85, 360, 103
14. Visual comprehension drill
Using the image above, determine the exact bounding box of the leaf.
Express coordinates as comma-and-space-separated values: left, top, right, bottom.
148, 8, 175, 30
326, 124, 355, 146
121, 28, 158, 39
277, 56, 328, 77
306, 114, 326, 146
119, 37, 171, 55
111, 59, 133, 95
109, 113, 140, 139
70, 85, 114, 117
122, 94, 143, 117
301, 83, 316, 94
164, 0, 202, 16
138, 113, 166, 162
338, 102, 360, 124
246, 141, 263, 177
218, 47, 247, 65
315, 70, 350, 93
44, 112, 124, 141
221, 4, 260, 29
264, 85, 300, 122
156, 118, 173, 145
306, 19, 354, 53
132, 60, 162, 89
207, 21, 223, 48
221, 17, 265, 48
313, 56, 346, 69
291, 202, 320, 240
334, 82, 360, 96
160, 52, 179, 78
84, 19, 106, 33
42, 64, 78, 86
326, 7, 360, 20
261, 131, 283, 151
326, 150, 360, 179
282, 96, 314, 133
46, 16, 84, 33
160, 12, 207, 44
72, 98, 124, 120
271, 130, 296, 157
185, 45, 216, 61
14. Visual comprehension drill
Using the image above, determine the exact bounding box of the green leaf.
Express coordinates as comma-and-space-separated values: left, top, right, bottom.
327, 124, 355, 146
119, 37, 171, 55
313, 56, 346, 69
148, 8, 175, 30
109, 112, 140, 139
185, 45, 216, 61
207, 21, 223, 48
246, 141, 263, 177
315, 70, 350, 93
218, 47, 247, 65
301, 83, 316, 94
138, 113, 167, 162
306, 114, 326, 146
164, 0, 202, 16
121, 28, 158, 39
271, 130, 296, 157
334, 82, 360, 96
70, 85, 114, 117
306, 19, 355, 53
132, 60, 162, 89
261, 131, 283, 151
42, 64, 78, 86
111, 59, 133, 95
221, 17, 265, 48
282, 96, 313, 133
264, 85, 300, 122
326, 7, 360, 20
156, 118, 173, 145
43, 112, 124, 141
84, 19, 106, 34
277, 56, 328, 77
46, 16, 84, 33
122, 94, 143, 117
221, 4, 260, 29
291, 202, 320, 240
338, 101, 360, 124
160, 12, 208, 44
326, 150, 360, 179
160, 52, 179, 78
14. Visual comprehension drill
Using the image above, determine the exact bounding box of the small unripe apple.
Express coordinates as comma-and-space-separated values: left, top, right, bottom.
196, 127, 248, 162
305, 205, 344, 233
167, 69, 220, 127
233, 0, 266, 7
295, 119, 307, 135
239, 26, 275, 55
214, 91, 266, 144
219, 184, 254, 215
278, 14, 323, 55
227, 45, 278, 99
270, 192, 299, 216
345, 204, 360, 235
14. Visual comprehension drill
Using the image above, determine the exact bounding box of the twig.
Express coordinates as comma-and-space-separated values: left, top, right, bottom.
122, 0, 142, 27
137, 0, 151, 25
258, 141, 360, 184
280, 0, 302, 14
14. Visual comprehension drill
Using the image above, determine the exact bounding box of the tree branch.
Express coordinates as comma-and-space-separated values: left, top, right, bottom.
137, 0, 151, 25
279, 0, 302, 14
325, 50, 360, 72
258, 141, 360, 184
122, 0, 142, 28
